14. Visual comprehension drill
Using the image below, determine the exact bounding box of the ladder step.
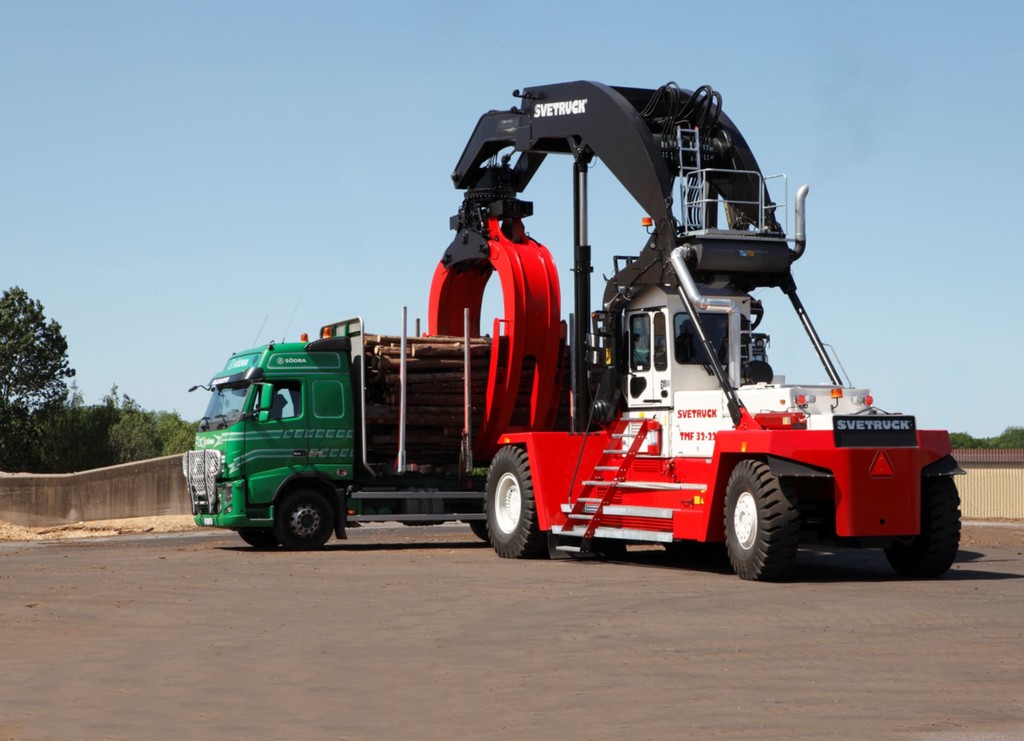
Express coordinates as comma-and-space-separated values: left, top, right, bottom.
552, 525, 673, 544
584, 480, 703, 491
562, 503, 674, 519
594, 466, 619, 471
565, 513, 593, 520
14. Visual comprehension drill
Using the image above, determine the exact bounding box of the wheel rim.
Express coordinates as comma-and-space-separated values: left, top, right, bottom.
493, 472, 522, 535
733, 491, 758, 550
288, 503, 322, 539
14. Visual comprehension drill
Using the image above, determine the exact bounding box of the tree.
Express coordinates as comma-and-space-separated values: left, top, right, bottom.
949, 432, 987, 449
950, 427, 1024, 449
0, 287, 75, 411
155, 411, 198, 456
0, 287, 75, 471
993, 426, 1024, 449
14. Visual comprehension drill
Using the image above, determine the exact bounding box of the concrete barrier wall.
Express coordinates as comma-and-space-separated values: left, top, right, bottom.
0, 455, 1020, 527
0, 455, 190, 527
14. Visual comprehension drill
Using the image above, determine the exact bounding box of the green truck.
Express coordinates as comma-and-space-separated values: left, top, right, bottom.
182, 317, 488, 549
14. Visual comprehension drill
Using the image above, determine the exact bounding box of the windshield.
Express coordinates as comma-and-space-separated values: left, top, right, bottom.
674, 313, 729, 366
199, 384, 251, 431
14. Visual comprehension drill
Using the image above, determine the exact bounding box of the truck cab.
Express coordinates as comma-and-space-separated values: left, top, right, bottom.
184, 330, 488, 549
184, 337, 356, 547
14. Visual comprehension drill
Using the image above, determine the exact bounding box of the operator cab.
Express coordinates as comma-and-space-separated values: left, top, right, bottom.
622, 284, 778, 457
623, 284, 768, 404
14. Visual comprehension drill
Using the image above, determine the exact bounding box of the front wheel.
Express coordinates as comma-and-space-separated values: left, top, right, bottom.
485, 446, 546, 559
237, 528, 279, 548
273, 489, 334, 550
468, 519, 489, 542
724, 460, 800, 581
884, 477, 961, 578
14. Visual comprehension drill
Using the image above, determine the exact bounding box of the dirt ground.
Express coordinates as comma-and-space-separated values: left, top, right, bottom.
0, 519, 1021, 740
3, 514, 1022, 547
2, 517, 1024, 736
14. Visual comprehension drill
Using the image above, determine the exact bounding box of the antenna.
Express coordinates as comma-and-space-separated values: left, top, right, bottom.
252, 315, 269, 346
281, 297, 301, 342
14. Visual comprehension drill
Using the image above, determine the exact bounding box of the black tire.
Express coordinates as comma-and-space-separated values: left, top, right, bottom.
724, 460, 800, 581
884, 477, 961, 578
484, 446, 547, 559
237, 528, 279, 548
468, 519, 489, 542
273, 489, 334, 550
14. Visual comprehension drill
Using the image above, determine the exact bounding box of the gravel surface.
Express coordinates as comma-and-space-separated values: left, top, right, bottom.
0, 515, 198, 542
1, 516, 1021, 548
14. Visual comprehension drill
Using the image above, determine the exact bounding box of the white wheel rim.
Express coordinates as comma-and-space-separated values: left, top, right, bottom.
733, 491, 758, 550
289, 503, 322, 539
493, 472, 522, 535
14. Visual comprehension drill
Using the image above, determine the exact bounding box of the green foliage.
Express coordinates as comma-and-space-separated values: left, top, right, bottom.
0, 287, 75, 412
949, 432, 985, 449
0, 286, 197, 472
155, 411, 199, 456
0, 287, 75, 471
28, 383, 198, 473
950, 427, 1024, 449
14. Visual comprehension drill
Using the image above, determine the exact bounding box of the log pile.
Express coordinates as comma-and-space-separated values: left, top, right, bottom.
362, 335, 489, 467
360, 334, 572, 469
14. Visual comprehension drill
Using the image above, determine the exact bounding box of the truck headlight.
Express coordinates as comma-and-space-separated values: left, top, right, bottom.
219, 484, 233, 514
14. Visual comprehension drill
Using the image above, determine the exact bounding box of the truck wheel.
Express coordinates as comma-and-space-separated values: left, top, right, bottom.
273, 489, 333, 550
485, 446, 546, 559
884, 477, 961, 578
724, 460, 800, 581
237, 528, 278, 548
468, 519, 489, 542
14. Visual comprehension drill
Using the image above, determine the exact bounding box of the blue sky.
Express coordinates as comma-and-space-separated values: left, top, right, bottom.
2, 0, 1022, 437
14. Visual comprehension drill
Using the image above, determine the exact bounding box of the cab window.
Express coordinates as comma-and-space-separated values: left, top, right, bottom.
266, 381, 302, 421
629, 314, 651, 371
653, 311, 668, 371
674, 313, 729, 365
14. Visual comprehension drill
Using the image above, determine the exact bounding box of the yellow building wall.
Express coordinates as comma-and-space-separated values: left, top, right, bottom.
958, 466, 1023, 519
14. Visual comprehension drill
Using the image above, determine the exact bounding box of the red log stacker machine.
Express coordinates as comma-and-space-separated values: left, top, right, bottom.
429, 81, 962, 580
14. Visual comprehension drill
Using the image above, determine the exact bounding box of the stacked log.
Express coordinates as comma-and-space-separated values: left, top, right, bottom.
362, 335, 489, 467
360, 334, 572, 469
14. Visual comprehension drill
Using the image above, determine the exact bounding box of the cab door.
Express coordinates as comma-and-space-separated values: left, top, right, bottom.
626, 309, 672, 408
244, 378, 309, 505
623, 309, 672, 456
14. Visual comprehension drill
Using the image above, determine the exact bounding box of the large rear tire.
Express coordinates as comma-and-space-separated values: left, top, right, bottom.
273, 489, 334, 550
724, 460, 800, 581
884, 477, 961, 578
485, 446, 547, 559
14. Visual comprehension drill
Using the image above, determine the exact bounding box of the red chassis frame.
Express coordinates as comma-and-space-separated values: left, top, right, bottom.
496, 426, 955, 543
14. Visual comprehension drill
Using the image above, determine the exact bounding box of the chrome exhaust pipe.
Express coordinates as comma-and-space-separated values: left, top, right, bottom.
792, 184, 809, 260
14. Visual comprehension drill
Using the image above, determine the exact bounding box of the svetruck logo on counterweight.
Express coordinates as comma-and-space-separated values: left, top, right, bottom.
533, 99, 588, 118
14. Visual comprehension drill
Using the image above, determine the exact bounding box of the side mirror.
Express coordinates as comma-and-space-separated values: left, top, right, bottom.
257, 383, 274, 423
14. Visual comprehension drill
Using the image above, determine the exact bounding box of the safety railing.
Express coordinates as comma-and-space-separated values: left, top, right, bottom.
678, 169, 788, 235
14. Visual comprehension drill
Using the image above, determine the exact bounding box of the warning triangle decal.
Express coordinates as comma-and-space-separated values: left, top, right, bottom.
869, 450, 896, 478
